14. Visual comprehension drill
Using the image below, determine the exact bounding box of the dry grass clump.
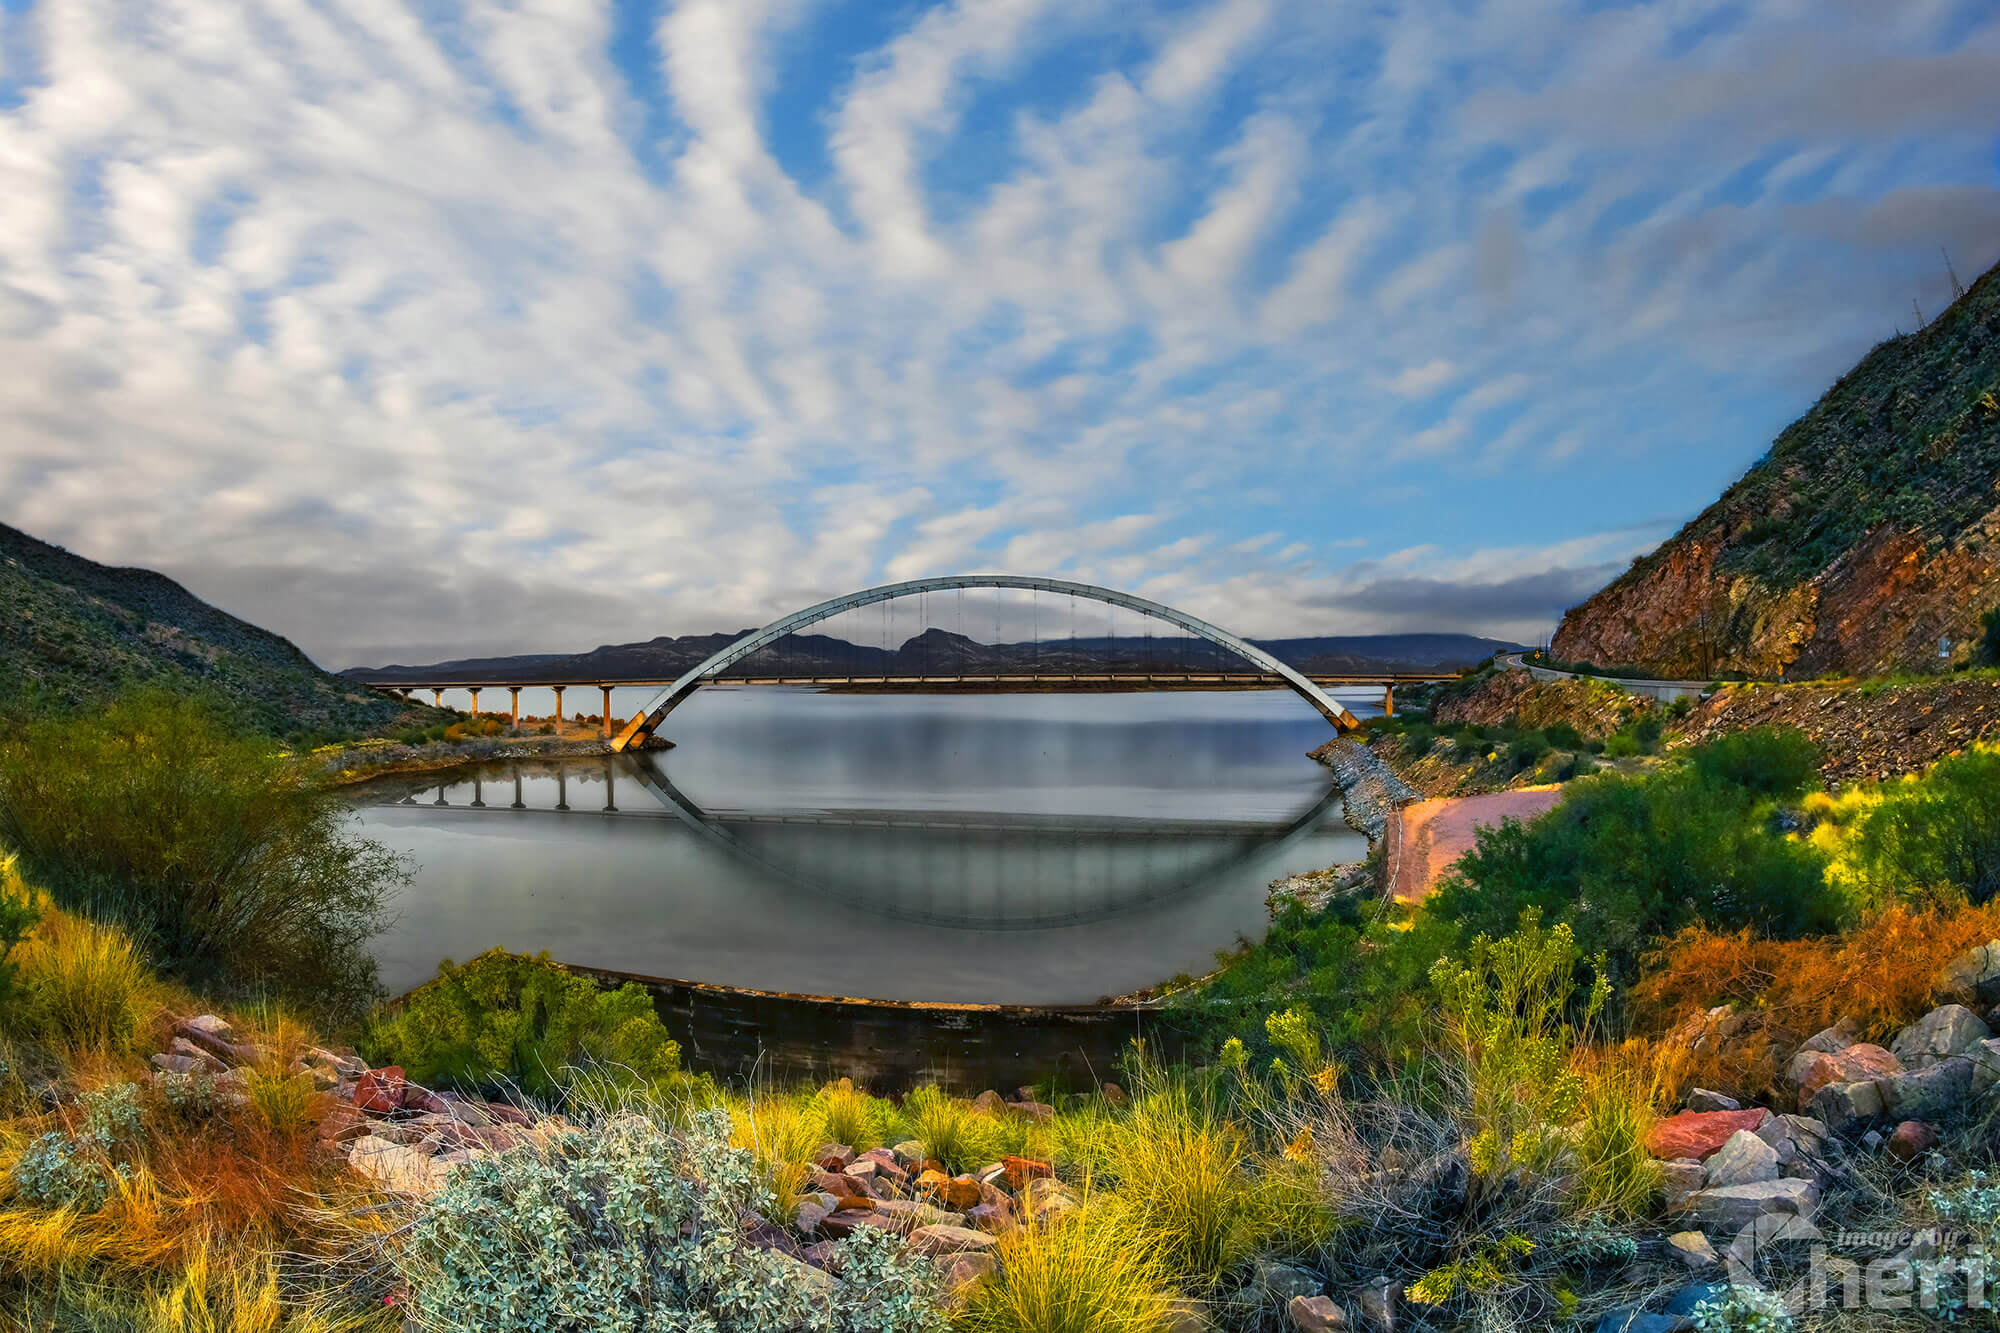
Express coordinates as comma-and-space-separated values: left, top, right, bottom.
1632, 900, 2000, 1097
955, 1211, 1175, 1333
1568, 1044, 1664, 1221
2, 888, 162, 1057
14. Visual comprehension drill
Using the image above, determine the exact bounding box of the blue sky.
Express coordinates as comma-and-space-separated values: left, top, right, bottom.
1, 0, 1996, 667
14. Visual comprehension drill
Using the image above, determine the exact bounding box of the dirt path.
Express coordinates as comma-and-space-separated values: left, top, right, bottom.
1384, 786, 1565, 904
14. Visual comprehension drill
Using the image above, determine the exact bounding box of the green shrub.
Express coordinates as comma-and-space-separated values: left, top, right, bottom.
905, 1084, 1019, 1173
1542, 722, 1584, 751
1450, 725, 1486, 758
1689, 726, 1820, 797
957, 1212, 1171, 1333
1507, 731, 1551, 772
6, 906, 156, 1055
1984, 607, 2000, 666
1427, 744, 1840, 984
363, 949, 682, 1099
0, 691, 402, 1020
1836, 747, 2000, 905
396, 1107, 944, 1333
0, 858, 39, 1012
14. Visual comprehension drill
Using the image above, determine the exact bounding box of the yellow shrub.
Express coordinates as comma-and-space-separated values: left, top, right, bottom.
6, 903, 157, 1056
246, 1067, 319, 1140
956, 1212, 1173, 1333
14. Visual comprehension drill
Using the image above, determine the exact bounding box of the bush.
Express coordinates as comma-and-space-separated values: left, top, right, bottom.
1542, 722, 1583, 751
1689, 726, 1820, 798
1506, 731, 1551, 772
1821, 746, 2000, 906
394, 1107, 944, 1333
1427, 747, 1840, 984
1983, 607, 2000, 666
362, 949, 682, 1100
906, 1085, 1020, 1174
0, 691, 402, 1020
0, 858, 40, 1013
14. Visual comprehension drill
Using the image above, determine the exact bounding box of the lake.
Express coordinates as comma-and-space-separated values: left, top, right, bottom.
352, 687, 1375, 1004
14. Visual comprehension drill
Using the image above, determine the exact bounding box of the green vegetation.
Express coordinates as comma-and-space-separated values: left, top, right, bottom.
1983, 606, 2000, 666
0, 520, 437, 745
362, 949, 684, 1099
1805, 744, 2000, 908
0, 692, 402, 1021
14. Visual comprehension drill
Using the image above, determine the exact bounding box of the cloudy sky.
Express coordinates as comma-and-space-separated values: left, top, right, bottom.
2, 0, 1996, 668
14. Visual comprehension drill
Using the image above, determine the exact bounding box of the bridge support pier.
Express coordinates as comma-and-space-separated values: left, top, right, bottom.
1382, 684, 1394, 716
508, 686, 521, 731
432, 688, 444, 708
468, 688, 481, 717
552, 685, 565, 730
600, 686, 614, 737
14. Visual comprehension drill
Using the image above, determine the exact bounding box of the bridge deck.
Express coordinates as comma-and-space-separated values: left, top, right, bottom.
360, 671, 1458, 690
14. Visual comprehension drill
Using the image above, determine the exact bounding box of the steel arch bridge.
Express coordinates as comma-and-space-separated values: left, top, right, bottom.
612, 574, 1361, 750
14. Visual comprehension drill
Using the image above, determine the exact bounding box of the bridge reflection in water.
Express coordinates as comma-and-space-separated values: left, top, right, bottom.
371, 754, 1342, 932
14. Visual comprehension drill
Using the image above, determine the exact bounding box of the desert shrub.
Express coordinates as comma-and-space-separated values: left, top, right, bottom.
0, 691, 402, 1020
394, 1107, 944, 1333
1450, 725, 1486, 758
1542, 722, 1584, 752
0, 858, 39, 1012
8, 1131, 124, 1213
1815, 746, 2000, 906
733, 1095, 828, 1205
1568, 1051, 1661, 1220
1632, 900, 2000, 1097
1688, 726, 1819, 798
955, 1212, 1171, 1333
1428, 748, 1839, 984
1983, 607, 2000, 666
1506, 731, 1551, 772
1429, 915, 1605, 1193
244, 1068, 317, 1139
5, 905, 156, 1055
362, 949, 681, 1101
812, 1079, 896, 1151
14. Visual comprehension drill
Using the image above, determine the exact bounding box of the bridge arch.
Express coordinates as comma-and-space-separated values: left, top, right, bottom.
613, 575, 1360, 749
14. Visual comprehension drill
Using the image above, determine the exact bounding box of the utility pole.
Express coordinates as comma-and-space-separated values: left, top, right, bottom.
1944, 248, 1965, 301
1913, 298, 1926, 330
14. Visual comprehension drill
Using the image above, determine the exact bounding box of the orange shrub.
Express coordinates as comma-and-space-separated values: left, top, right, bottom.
1631, 901, 2000, 1100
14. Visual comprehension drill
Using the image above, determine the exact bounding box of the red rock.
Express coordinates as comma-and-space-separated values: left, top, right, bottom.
353, 1066, 407, 1115
401, 1086, 450, 1115
1795, 1043, 1901, 1108
917, 1171, 982, 1211
816, 1144, 856, 1170
1647, 1108, 1771, 1161
314, 1100, 365, 1143
1887, 1120, 1937, 1163
811, 1169, 868, 1201
1001, 1155, 1053, 1189
965, 1201, 1014, 1234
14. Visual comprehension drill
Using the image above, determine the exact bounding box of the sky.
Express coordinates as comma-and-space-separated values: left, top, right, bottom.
1, 0, 1997, 670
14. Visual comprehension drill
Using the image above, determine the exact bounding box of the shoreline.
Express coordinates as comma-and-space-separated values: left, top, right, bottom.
319, 733, 672, 786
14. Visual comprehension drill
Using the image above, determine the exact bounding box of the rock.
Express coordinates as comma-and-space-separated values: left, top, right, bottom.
1647, 1108, 1770, 1160
303, 1046, 368, 1080
1101, 1082, 1128, 1107
1354, 1278, 1397, 1333
814, 1144, 855, 1170
182, 1014, 239, 1043
888, 1141, 925, 1170
1660, 1160, 1706, 1210
813, 1169, 870, 1201
1010, 1100, 1056, 1123
172, 1018, 259, 1069
1794, 1043, 1900, 1107
1807, 1079, 1884, 1132
1704, 1131, 1779, 1187
909, 1224, 998, 1257
352, 1066, 407, 1115
970, 1091, 1008, 1116
1254, 1260, 1322, 1303
347, 1135, 446, 1196
1592, 1313, 1688, 1333
818, 1209, 902, 1239
1289, 1295, 1348, 1331
1890, 1005, 1991, 1071
401, 1086, 449, 1115
291, 1059, 338, 1092
1001, 1155, 1054, 1189
1887, 1120, 1937, 1163
795, 1200, 830, 1236
1685, 1089, 1741, 1113
922, 1173, 982, 1211
1687, 1177, 1818, 1232
1666, 1232, 1719, 1269
1940, 941, 2000, 1006
1024, 1177, 1076, 1224
1754, 1113, 1827, 1167
1798, 1020, 1861, 1057
165, 1036, 228, 1073
872, 1199, 964, 1230
1164, 1297, 1211, 1333
1663, 1281, 1729, 1318
1880, 1056, 1975, 1121
149, 1053, 203, 1076
936, 1251, 996, 1304
965, 1201, 1014, 1233
1861, 1129, 1885, 1152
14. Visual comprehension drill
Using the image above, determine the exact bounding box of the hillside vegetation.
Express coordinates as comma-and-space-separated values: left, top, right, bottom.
0, 523, 434, 742
1553, 257, 2000, 679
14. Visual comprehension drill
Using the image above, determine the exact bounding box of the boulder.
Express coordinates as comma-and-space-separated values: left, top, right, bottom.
352, 1066, 407, 1115
1939, 941, 2000, 1006
1703, 1131, 1779, 1187
1807, 1079, 1884, 1132
1101, 1081, 1128, 1107
182, 1014, 239, 1043
936, 1251, 996, 1304
1969, 1037, 2000, 1090
1660, 1160, 1706, 1211
1880, 1057, 1975, 1121
1647, 1108, 1770, 1160
1010, 1100, 1057, 1123
970, 1090, 1008, 1116
1889, 1005, 1990, 1071
1797, 1020, 1860, 1057
1001, 1155, 1054, 1189
811, 1169, 868, 1201
1687, 1177, 1818, 1233
1685, 1089, 1741, 1113
172, 1018, 259, 1069
1887, 1120, 1937, 1163
1165, 1298, 1212, 1333
1254, 1260, 1323, 1302
818, 1209, 903, 1239
166, 1036, 228, 1073
1666, 1232, 1719, 1269
910, 1224, 996, 1257
965, 1201, 1014, 1234
1755, 1113, 1828, 1167
1663, 1281, 1729, 1318
814, 1144, 856, 1170
872, 1199, 964, 1230
1289, 1295, 1348, 1331
347, 1135, 446, 1196
1355, 1279, 1397, 1333
888, 1142, 925, 1170
149, 1053, 204, 1077
1793, 1044, 1900, 1107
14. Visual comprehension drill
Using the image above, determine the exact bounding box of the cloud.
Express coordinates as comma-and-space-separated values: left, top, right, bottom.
0, 0, 1994, 666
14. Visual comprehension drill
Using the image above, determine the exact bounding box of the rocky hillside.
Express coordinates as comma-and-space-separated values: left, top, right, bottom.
1430, 668, 1655, 741
0, 521, 432, 740
1553, 258, 2000, 679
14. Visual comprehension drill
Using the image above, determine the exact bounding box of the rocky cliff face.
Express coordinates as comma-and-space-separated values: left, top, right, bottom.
1552, 260, 2000, 680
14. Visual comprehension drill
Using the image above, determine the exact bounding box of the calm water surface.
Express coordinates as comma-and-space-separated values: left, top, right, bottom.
353, 688, 1375, 1004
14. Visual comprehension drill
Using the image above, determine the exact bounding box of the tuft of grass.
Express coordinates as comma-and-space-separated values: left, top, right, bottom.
1568, 1047, 1662, 1221
245, 1067, 319, 1140
906, 1086, 1021, 1174
733, 1095, 827, 1204
812, 1079, 896, 1151
4, 900, 158, 1057
955, 1212, 1174, 1333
